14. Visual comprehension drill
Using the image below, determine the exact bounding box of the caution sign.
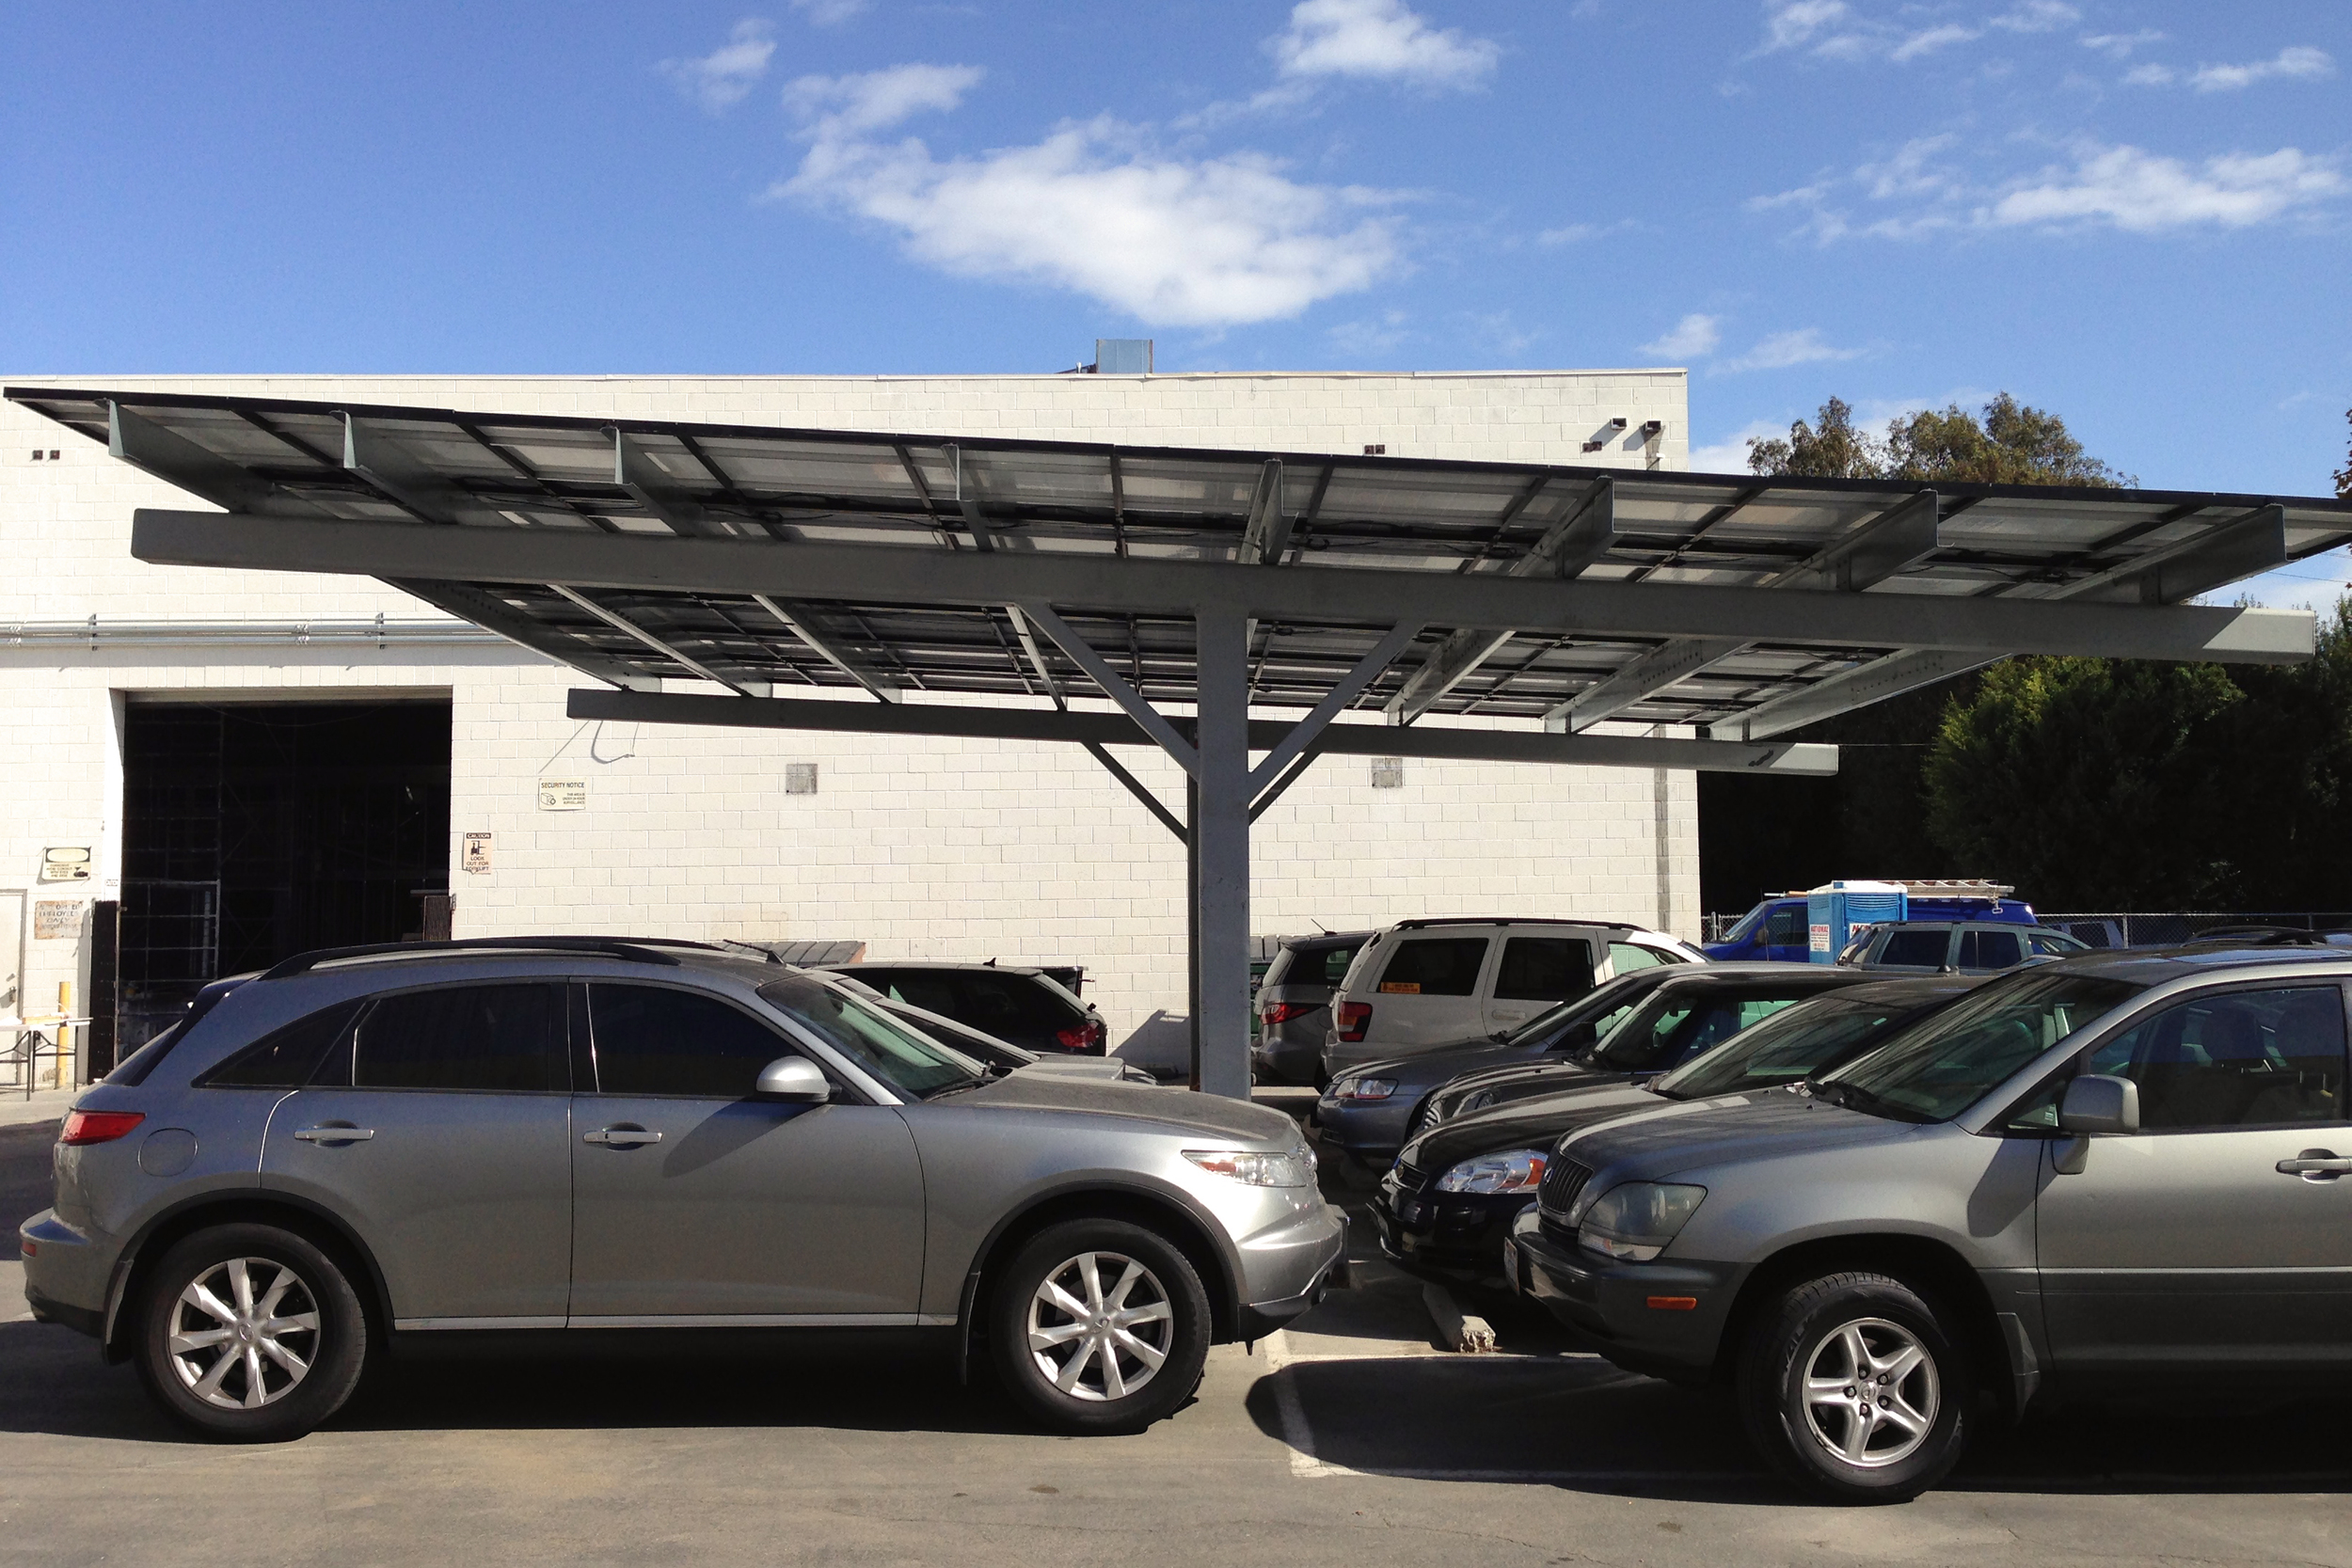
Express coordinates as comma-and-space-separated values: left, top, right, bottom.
463, 832, 494, 875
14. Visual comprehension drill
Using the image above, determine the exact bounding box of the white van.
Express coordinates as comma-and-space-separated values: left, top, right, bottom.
1321, 917, 1703, 1077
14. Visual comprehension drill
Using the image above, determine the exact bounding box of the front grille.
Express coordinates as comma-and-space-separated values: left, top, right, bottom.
1538, 1156, 1594, 1217
1391, 1159, 1427, 1192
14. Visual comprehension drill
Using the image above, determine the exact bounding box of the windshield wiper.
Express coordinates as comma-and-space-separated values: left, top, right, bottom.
1805, 1078, 1930, 1123
922, 1074, 992, 1101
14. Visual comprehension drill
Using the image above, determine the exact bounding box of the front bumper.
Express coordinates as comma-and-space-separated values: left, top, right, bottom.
19, 1211, 110, 1339
1367, 1170, 1521, 1287
1505, 1207, 1738, 1382
1305, 1094, 1412, 1166
1233, 1201, 1349, 1340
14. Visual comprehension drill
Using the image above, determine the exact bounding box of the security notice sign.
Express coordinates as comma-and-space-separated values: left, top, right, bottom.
463, 833, 494, 874
537, 778, 588, 811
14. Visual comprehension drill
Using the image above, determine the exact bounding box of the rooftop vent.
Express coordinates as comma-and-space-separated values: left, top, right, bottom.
1094, 339, 1153, 374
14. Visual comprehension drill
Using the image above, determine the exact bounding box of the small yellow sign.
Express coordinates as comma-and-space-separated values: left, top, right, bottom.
1378, 981, 1422, 994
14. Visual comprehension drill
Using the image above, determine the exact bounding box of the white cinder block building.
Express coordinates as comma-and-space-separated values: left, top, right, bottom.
0, 368, 1695, 1075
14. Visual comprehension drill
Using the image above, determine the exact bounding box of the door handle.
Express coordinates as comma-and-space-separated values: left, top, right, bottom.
293, 1126, 374, 1143
583, 1127, 663, 1148
2277, 1149, 2352, 1180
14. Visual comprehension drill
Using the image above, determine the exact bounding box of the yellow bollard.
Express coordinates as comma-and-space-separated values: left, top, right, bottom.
56, 982, 72, 1091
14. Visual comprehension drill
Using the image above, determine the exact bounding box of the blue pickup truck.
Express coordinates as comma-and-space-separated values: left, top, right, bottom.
1705, 882, 2036, 962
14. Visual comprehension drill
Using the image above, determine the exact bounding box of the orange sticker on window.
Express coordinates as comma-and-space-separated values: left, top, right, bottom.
1378, 982, 1422, 994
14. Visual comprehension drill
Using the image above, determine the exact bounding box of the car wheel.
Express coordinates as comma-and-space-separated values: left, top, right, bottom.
989, 1219, 1212, 1434
135, 1223, 369, 1442
1738, 1270, 1969, 1503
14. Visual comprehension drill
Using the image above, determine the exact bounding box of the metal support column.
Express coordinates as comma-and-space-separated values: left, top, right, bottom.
1192, 610, 1254, 1100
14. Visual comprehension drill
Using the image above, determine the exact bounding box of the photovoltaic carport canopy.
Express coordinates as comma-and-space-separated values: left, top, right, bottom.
12, 387, 2346, 755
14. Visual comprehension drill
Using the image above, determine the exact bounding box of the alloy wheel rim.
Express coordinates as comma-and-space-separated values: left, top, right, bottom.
167, 1257, 322, 1412
1025, 1250, 1175, 1402
1799, 1315, 1939, 1469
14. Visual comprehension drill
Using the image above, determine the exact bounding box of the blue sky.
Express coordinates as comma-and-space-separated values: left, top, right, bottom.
5, 1, 2347, 601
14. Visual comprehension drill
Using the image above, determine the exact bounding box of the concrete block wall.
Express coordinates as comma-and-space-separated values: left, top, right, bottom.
0, 371, 1700, 1053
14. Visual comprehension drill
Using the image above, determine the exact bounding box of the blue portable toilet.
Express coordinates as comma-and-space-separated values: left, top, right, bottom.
1805, 880, 1908, 963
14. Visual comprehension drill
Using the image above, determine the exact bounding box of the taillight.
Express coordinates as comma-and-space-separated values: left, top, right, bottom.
60, 1110, 145, 1147
1056, 1019, 1108, 1053
1262, 1002, 1317, 1026
1335, 1002, 1373, 1042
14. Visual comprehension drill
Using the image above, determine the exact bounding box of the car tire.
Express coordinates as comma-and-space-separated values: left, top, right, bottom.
1737, 1270, 1969, 1504
989, 1218, 1212, 1434
135, 1223, 369, 1442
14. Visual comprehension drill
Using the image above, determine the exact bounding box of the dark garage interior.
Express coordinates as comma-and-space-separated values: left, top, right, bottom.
116, 697, 452, 1053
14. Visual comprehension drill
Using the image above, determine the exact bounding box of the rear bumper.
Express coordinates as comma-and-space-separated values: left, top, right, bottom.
20, 1211, 111, 1340
1505, 1207, 1737, 1381
1250, 1034, 1323, 1085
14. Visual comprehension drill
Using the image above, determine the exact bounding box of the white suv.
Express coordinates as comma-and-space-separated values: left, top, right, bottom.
1322, 918, 1703, 1077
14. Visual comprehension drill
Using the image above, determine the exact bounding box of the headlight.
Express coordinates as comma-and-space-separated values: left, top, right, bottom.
1435, 1148, 1546, 1195
1185, 1147, 1317, 1187
1577, 1181, 1707, 1262
1333, 1077, 1397, 1102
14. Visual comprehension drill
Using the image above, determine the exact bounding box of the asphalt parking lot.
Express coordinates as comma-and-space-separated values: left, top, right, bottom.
6, 1107, 2352, 1568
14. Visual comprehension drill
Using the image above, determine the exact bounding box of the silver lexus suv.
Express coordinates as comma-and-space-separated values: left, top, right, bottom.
20, 939, 1344, 1442
1508, 945, 2352, 1502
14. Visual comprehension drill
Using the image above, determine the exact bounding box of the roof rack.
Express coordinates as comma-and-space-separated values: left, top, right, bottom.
1388, 916, 1643, 932
259, 937, 704, 980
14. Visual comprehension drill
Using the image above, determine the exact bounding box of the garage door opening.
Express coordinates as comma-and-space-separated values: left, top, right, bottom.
119, 698, 452, 1051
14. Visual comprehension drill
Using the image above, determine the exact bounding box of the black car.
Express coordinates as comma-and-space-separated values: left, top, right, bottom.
1310, 962, 1759, 1167
817, 961, 1107, 1054
1370, 974, 1979, 1287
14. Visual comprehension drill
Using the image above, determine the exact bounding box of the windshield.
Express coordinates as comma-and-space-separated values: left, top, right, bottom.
1591, 987, 1808, 1071
758, 975, 986, 1100
1502, 970, 1657, 1048
1721, 904, 1769, 942
1812, 969, 2144, 1122
1654, 992, 1924, 1099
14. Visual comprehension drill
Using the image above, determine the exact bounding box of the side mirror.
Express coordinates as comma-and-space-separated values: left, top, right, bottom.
2058, 1073, 2138, 1135
755, 1056, 832, 1102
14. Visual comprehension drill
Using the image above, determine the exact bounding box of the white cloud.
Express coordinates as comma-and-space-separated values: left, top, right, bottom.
659, 19, 776, 114
2191, 46, 2334, 92
1641, 313, 1723, 361
2123, 62, 2175, 87
1891, 24, 1979, 62
1689, 419, 1784, 473
1758, 0, 1849, 54
774, 65, 1405, 326
1329, 310, 1412, 355
2080, 28, 2163, 59
1535, 217, 1637, 245
1991, 1, 2077, 33
1984, 143, 2345, 231
1267, 0, 1499, 88
1714, 328, 1863, 374
788, 0, 869, 24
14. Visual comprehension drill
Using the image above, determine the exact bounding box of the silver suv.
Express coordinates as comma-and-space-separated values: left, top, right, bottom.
1508, 946, 2352, 1501
19, 939, 1344, 1442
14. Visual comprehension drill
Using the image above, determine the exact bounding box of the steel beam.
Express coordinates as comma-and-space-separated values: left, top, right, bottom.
391, 581, 660, 689
342, 414, 503, 527
562, 688, 1842, 774
129, 510, 2317, 664
749, 594, 898, 702
1016, 601, 1200, 774
2062, 504, 2287, 605
1084, 741, 1186, 841
612, 428, 723, 538
1192, 610, 1253, 1100
109, 402, 306, 516
1248, 621, 1422, 794
942, 444, 1000, 552
1238, 460, 1290, 564
1387, 479, 1617, 724
548, 586, 770, 697
1730, 648, 1994, 740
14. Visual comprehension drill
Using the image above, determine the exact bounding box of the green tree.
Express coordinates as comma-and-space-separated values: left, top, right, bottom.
1743, 396, 1881, 479
1883, 393, 2132, 487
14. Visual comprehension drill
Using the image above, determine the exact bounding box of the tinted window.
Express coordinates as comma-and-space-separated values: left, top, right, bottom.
1657, 996, 1916, 1098
1609, 942, 1670, 976
1323, 945, 1362, 986
758, 974, 983, 1100
954, 973, 1082, 1032
348, 985, 562, 1092
1822, 970, 2142, 1122
2085, 985, 2347, 1130
1960, 929, 2023, 970
1495, 937, 1595, 1002
1378, 937, 1488, 996
591, 984, 794, 1098
204, 1000, 364, 1088
869, 972, 962, 1016
2026, 930, 2081, 958
1880, 929, 1951, 968
1765, 907, 1807, 945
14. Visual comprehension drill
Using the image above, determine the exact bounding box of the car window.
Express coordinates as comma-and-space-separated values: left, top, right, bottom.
203, 1000, 366, 1088
1657, 996, 1915, 1098
2026, 930, 2082, 958
591, 984, 800, 1098
2084, 985, 2347, 1131
1323, 945, 1362, 985
1608, 942, 1669, 974
956, 972, 1082, 1031
1820, 970, 2144, 1122
874, 973, 961, 1015
1960, 929, 2023, 970
1261, 949, 1295, 988
1661, 995, 1807, 1067
757, 974, 983, 1100
1765, 907, 1806, 945
348, 984, 564, 1092
1494, 937, 1594, 1002
1879, 929, 1951, 968
1377, 937, 1489, 996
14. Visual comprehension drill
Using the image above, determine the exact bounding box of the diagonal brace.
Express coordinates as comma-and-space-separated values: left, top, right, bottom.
1248, 622, 1423, 795
1018, 601, 1199, 774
